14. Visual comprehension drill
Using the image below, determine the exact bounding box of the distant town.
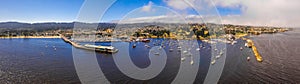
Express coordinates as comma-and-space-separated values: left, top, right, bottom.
0, 22, 290, 41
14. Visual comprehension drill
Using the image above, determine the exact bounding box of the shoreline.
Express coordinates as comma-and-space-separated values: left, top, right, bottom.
0, 36, 61, 39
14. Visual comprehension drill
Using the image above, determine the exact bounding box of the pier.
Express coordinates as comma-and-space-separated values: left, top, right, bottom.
245, 39, 263, 62
60, 34, 118, 53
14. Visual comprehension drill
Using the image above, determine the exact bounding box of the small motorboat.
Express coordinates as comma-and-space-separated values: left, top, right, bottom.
154, 52, 160, 56
216, 55, 221, 59
196, 48, 200, 51
145, 45, 150, 48
231, 41, 237, 45
158, 46, 162, 50
181, 57, 186, 62
141, 39, 150, 42
247, 56, 250, 61
190, 60, 194, 65
169, 49, 173, 52
220, 51, 224, 55
186, 53, 192, 57
132, 44, 136, 48
178, 47, 182, 49
211, 59, 216, 65
183, 51, 188, 54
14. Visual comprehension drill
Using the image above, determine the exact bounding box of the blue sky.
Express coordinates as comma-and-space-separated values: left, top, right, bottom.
0, 0, 241, 23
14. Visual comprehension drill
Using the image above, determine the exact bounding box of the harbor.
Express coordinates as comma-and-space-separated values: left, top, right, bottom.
1, 31, 299, 83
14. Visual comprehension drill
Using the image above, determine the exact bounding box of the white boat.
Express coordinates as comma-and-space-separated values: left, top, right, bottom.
247, 56, 250, 61
216, 55, 221, 59
132, 44, 136, 48
231, 41, 237, 45
186, 53, 192, 57
178, 47, 182, 49
183, 51, 188, 54
145, 45, 150, 48
202, 40, 209, 42
220, 51, 224, 55
181, 57, 186, 62
196, 48, 200, 51
190, 60, 194, 65
154, 52, 160, 56
158, 46, 162, 50
211, 59, 216, 65
169, 49, 173, 52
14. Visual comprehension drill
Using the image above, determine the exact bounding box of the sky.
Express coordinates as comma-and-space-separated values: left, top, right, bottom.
0, 0, 299, 27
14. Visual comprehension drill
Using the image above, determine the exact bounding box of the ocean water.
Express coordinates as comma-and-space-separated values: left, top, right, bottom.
0, 29, 299, 83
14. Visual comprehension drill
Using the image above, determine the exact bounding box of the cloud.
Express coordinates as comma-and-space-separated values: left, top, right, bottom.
113, 15, 222, 24
141, 1, 154, 12
163, 0, 196, 10
162, 0, 300, 27
213, 0, 300, 27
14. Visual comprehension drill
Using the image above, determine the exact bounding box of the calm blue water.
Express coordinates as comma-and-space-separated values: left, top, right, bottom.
0, 30, 299, 83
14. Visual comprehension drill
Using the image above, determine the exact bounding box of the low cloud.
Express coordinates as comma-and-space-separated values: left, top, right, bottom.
164, 0, 195, 10
163, 0, 300, 27
141, 1, 154, 12
114, 15, 222, 24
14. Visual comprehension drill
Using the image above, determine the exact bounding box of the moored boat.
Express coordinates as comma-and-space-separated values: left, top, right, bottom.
141, 39, 150, 42
132, 44, 136, 48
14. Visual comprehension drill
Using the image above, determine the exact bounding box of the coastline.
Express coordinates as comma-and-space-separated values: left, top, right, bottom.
0, 36, 61, 39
